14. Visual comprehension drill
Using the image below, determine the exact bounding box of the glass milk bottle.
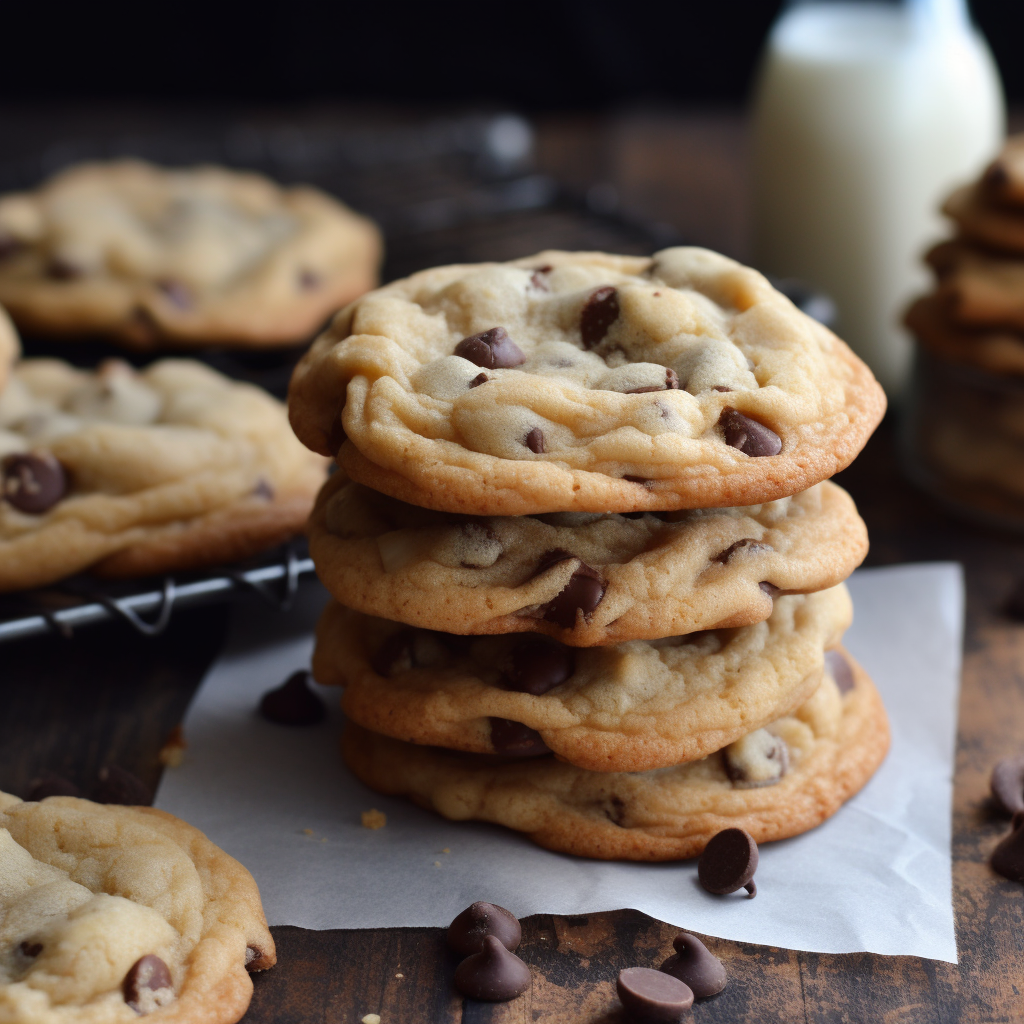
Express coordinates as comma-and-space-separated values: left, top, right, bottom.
751, 0, 1003, 397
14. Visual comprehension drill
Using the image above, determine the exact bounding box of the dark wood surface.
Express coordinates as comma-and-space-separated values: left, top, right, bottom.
3, 106, 1024, 1022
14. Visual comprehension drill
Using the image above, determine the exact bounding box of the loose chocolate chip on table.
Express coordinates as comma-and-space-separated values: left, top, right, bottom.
259, 670, 327, 726
719, 408, 782, 458
469, 373, 489, 388
541, 558, 606, 629
371, 629, 417, 677
490, 718, 551, 757
617, 967, 693, 1022
713, 538, 771, 564
454, 934, 531, 1001
123, 955, 174, 1013
93, 766, 152, 806
825, 649, 856, 695
580, 286, 620, 348
507, 637, 575, 695
26, 773, 81, 801
158, 279, 192, 308
448, 901, 522, 956
660, 932, 728, 998
454, 327, 525, 369
524, 427, 545, 453
698, 828, 759, 897
1, 453, 68, 514
19, 941, 43, 957
991, 756, 1024, 816
991, 812, 1024, 882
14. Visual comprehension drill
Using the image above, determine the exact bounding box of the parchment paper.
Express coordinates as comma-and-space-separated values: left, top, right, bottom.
156, 563, 963, 962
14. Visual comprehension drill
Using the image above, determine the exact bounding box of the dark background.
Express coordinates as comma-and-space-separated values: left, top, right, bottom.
3, 1, 1023, 107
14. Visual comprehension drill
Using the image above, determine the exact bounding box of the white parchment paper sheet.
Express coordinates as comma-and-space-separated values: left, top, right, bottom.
156, 563, 963, 962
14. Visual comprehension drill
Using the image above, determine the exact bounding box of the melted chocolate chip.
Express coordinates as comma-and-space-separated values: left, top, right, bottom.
507, 637, 575, 695
298, 269, 321, 290
469, 373, 489, 388
489, 718, 550, 757
719, 408, 782, 458
19, 941, 43, 957
991, 812, 1024, 883
123, 955, 173, 1013
538, 556, 605, 628
525, 427, 545, 454
698, 828, 759, 898
580, 286, 619, 348
158, 279, 192, 308
245, 945, 271, 971
447, 901, 522, 957
259, 670, 327, 726
454, 327, 525, 369
825, 649, 856, 695
625, 368, 680, 394
26, 773, 81, 801
991, 756, 1024, 816
453, 934, 531, 1001
530, 266, 553, 290
1, 453, 68, 514
371, 629, 417, 676
713, 539, 771, 563
93, 766, 151, 806
659, 933, 727, 998
617, 967, 693, 1021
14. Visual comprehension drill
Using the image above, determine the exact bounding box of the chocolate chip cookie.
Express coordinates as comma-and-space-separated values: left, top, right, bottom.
0, 790, 274, 1022
315, 584, 852, 772
309, 473, 865, 644
289, 247, 885, 515
0, 357, 326, 590
341, 648, 888, 860
0, 160, 381, 349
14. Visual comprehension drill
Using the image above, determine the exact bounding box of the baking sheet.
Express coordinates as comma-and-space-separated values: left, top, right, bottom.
156, 563, 963, 962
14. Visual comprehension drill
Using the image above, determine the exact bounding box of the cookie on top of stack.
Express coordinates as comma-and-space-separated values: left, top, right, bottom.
905, 135, 1024, 520
289, 247, 889, 860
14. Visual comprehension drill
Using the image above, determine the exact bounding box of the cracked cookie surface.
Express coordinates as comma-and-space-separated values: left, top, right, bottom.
0, 792, 274, 1024
309, 473, 865, 644
341, 649, 888, 860
315, 584, 852, 772
289, 247, 885, 514
0, 160, 381, 349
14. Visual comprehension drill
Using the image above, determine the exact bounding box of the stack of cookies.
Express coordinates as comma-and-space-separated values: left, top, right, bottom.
289, 246, 891, 860
905, 135, 1024, 524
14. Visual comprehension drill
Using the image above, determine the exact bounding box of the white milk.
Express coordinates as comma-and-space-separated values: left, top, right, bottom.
751, 0, 1003, 397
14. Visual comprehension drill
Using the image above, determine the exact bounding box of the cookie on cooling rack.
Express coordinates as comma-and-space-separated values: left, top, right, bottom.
0, 160, 382, 349
289, 247, 885, 515
0, 357, 326, 591
0, 790, 274, 1023
316, 584, 852, 772
342, 647, 889, 860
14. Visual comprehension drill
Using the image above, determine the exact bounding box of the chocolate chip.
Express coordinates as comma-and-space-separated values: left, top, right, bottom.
298, 269, 321, 290
713, 539, 771, 564
991, 812, 1024, 883
447, 901, 522, 957
469, 373, 489, 388
625, 369, 680, 394
259, 670, 327, 726
604, 795, 628, 826
524, 428, 545, 454
123, 955, 174, 1013
580, 287, 619, 348
1, 453, 68, 514
712, 385, 733, 393
47, 258, 81, 280
698, 828, 759, 897
245, 945, 271, 971
506, 637, 575, 695
453, 934, 531, 1002
490, 718, 550, 757
94, 766, 152, 806
758, 581, 779, 597
530, 266, 552, 290
617, 967, 693, 1021
991, 756, 1024, 816
659, 932, 727, 998
19, 941, 42, 957
326, 416, 347, 458
825, 649, 856, 695
719, 408, 782, 457
539, 557, 605, 628
371, 629, 416, 676
26, 773, 81, 801
454, 327, 525, 369
157, 279, 192, 308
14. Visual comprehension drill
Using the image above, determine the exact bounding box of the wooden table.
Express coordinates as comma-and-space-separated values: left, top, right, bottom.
3, 105, 1023, 1023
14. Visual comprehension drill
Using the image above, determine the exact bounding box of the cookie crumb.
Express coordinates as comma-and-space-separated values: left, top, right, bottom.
361, 1015, 381, 1024
158, 726, 186, 767
361, 809, 387, 830
434, 861, 442, 868
395, 972, 404, 978
442, 847, 450, 854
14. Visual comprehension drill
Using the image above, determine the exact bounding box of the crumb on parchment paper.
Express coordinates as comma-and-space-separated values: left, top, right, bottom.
361, 809, 387, 830
361, 1015, 381, 1024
